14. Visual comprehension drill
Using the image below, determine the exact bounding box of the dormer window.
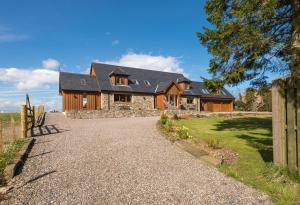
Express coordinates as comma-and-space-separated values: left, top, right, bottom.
116, 76, 126, 85
177, 77, 191, 90
109, 68, 130, 86
184, 82, 190, 90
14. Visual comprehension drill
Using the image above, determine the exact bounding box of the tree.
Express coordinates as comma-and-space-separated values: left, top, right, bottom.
234, 85, 272, 111
197, 0, 300, 89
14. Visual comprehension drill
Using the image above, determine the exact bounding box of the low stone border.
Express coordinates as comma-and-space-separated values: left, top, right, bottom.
3, 138, 35, 184
65, 109, 160, 119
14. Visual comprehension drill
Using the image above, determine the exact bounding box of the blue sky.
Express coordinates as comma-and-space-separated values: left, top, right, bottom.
0, 0, 280, 111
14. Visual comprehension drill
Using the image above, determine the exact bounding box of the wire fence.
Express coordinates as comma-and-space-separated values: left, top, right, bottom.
0, 114, 21, 152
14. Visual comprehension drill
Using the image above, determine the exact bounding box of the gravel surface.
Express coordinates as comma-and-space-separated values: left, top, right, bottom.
2, 113, 273, 204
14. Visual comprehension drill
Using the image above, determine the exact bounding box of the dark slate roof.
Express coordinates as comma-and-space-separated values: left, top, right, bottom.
109, 67, 130, 76
177, 76, 191, 83
182, 81, 234, 99
155, 81, 174, 93
91, 63, 185, 93
59, 63, 234, 99
59, 72, 99, 92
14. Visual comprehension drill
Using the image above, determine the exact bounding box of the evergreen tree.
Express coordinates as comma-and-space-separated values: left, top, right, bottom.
198, 0, 300, 90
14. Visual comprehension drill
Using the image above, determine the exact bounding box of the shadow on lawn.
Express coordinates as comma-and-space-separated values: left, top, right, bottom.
238, 134, 273, 162
214, 117, 273, 162
214, 117, 272, 133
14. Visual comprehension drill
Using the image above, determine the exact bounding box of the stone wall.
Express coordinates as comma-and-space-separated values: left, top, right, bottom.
100, 92, 154, 110
180, 96, 200, 111
64, 109, 271, 119
65, 109, 160, 119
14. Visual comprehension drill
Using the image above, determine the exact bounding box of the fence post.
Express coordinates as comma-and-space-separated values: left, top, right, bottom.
272, 79, 287, 165
0, 116, 3, 151
20, 105, 27, 138
286, 78, 298, 172
296, 77, 300, 174
10, 115, 16, 142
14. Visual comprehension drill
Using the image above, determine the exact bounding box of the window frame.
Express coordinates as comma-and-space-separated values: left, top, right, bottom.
184, 83, 190, 90
115, 76, 125, 85
114, 94, 132, 103
82, 95, 87, 109
187, 97, 194, 104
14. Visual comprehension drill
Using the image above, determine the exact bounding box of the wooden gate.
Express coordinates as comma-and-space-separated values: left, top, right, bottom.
272, 77, 300, 174
20, 94, 45, 138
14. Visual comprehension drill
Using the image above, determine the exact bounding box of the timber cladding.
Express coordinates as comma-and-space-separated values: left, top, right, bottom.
62, 91, 101, 111
201, 99, 233, 112
272, 77, 300, 174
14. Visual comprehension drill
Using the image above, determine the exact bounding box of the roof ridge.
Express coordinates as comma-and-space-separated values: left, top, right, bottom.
91, 62, 185, 75
59, 71, 90, 77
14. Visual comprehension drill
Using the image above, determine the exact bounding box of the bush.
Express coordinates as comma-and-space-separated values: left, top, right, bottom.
160, 112, 168, 125
207, 136, 220, 149
162, 119, 173, 132
172, 114, 179, 120
176, 125, 192, 139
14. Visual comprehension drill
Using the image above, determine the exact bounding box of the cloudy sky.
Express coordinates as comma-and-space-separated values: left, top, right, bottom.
0, 0, 281, 112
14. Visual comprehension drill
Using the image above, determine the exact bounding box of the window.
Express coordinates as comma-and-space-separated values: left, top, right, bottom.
187, 97, 194, 104
114, 94, 132, 102
185, 83, 190, 90
144, 80, 151, 86
80, 78, 87, 86
132, 79, 139, 85
201, 88, 209, 94
83, 95, 87, 109
115, 76, 125, 85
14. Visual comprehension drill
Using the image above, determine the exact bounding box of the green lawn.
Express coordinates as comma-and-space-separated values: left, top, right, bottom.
0, 139, 25, 185
175, 117, 300, 205
0, 113, 20, 124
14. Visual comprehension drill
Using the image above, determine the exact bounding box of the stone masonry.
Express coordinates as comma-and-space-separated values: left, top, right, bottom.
101, 92, 154, 110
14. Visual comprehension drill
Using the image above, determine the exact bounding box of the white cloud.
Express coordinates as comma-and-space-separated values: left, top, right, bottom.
112, 40, 119, 46
42, 58, 60, 70
0, 99, 24, 112
0, 34, 29, 42
0, 59, 60, 90
94, 52, 185, 74
0, 26, 29, 43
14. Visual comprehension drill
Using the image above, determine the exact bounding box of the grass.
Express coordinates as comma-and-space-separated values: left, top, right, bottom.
175, 116, 300, 205
0, 139, 26, 185
0, 113, 20, 124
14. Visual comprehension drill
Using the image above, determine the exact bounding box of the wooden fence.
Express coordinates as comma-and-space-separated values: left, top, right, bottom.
272, 77, 300, 174
20, 94, 45, 138
0, 114, 19, 151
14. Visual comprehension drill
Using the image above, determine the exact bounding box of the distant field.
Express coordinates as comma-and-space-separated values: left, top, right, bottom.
0, 113, 20, 124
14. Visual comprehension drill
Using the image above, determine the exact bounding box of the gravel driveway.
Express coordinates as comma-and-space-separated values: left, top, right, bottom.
3, 113, 272, 204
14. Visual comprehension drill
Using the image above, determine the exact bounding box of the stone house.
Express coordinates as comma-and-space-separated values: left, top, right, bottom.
59, 63, 234, 113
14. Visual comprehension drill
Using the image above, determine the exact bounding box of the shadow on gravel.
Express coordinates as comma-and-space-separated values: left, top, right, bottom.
28, 151, 53, 159
33, 124, 69, 137
16, 170, 57, 189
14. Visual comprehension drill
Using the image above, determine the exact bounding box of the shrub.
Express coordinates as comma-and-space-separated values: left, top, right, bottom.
176, 126, 192, 139
172, 114, 179, 120
160, 112, 168, 125
162, 119, 173, 132
207, 136, 220, 149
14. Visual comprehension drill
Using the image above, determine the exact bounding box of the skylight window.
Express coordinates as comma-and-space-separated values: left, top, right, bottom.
144, 80, 151, 86
201, 88, 209, 94
80, 78, 87, 86
132, 79, 139, 85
